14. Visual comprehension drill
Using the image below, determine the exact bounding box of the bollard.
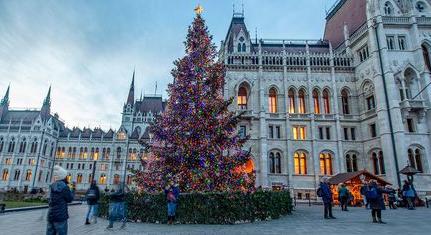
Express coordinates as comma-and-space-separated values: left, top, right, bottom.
426, 198, 429, 208
309, 197, 311, 207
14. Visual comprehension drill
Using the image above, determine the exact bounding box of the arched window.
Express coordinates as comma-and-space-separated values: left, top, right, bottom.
113, 174, 121, 185
116, 147, 122, 159
378, 151, 385, 174
372, 152, 379, 175
384, 2, 393, 15
13, 169, 20, 181
0, 137, 4, 152
66, 174, 72, 184
269, 152, 275, 173
288, 89, 296, 113
106, 148, 111, 160
294, 151, 307, 175
242, 43, 246, 52
341, 89, 350, 114
237, 43, 242, 52
319, 152, 333, 175
275, 152, 281, 174
323, 89, 331, 114
99, 174, 107, 184
363, 82, 376, 111
345, 153, 358, 172
422, 44, 431, 71
313, 89, 320, 114
299, 89, 306, 113
79, 147, 84, 159
88, 173, 93, 183
409, 148, 424, 172
346, 154, 352, 172
238, 86, 248, 110
30, 138, 38, 154
19, 138, 27, 153
2, 169, 9, 181
25, 169, 32, 181
268, 88, 278, 113
42, 140, 48, 156
50, 142, 55, 157
77, 173, 83, 184
8, 138, 15, 153
83, 147, 88, 159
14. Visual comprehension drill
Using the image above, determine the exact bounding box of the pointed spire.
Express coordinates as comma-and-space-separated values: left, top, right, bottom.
1, 85, 10, 106
126, 70, 135, 105
140, 89, 143, 101
44, 85, 51, 106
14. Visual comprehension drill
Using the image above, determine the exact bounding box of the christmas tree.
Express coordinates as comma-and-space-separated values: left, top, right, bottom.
135, 6, 255, 192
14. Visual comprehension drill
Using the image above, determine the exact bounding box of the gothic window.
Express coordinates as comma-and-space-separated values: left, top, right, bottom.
269, 152, 275, 173
288, 88, 296, 113
386, 36, 395, 50
319, 152, 333, 175
127, 175, 133, 185
268, 87, 278, 113
298, 89, 306, 113
50, 143, 55, 157
323, 89, 331, 114
398, 36, 406, 50
384, 2, 393, 15
13, 169, 20, 181
83, 147, 88, 159
341, 89, 350, 114
42, 140, 48, 156
378, 151, 385, 174
275, 152, 281, 174
2, 169, 8, 181
408, 148, 424, 172
346, 154, 358, 172
117, 147, 122, 159
416, 1, 426, 12
237, 43, 242, 52
19, 138, 26, 153
292, 126, 306, 140
269, 151, 282, 174
79, 147, 84, 159
30, 139, 38, 154
371, 151, 385, 175
238, 86, 248, 110
94, 148, 99, 160
294, 151, 307, 175
25, 169, 32, 181
88, 174, 93, 184
242, 43, 246, 52
313, 89, 320, 114
8, 138, 15, 153
422, 44, 431, 71
363, 82, 376, 111
38, 170, 43, 182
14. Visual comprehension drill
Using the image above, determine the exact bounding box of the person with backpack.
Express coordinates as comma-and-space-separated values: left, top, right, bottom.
366, 180, 390, 224
164, 178, 180, 224
85, 180, 100, 225
317, 177, 336, 219
338, 183, 349, 211
46, 165, 75, 235
402, 180, 416, 210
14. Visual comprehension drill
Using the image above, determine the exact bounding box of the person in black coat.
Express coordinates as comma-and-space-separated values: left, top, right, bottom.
107, 184, 128, 229
85, 180, 100, 225
46, 165, 75, 235
367, 180, 390, 224
318, 177, 336, 219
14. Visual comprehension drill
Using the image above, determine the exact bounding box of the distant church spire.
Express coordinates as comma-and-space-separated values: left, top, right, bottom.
126, 70, 135, 105
41, 85, 51, 120
1, 85, 10, 106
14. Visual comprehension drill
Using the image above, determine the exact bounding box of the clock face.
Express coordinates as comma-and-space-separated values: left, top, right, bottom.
239, 37, 244, 42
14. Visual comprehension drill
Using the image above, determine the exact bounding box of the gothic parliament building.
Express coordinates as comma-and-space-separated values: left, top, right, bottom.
1, 0, 431, 197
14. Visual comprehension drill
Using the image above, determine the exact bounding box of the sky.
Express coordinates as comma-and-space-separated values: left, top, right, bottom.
0, 0, 338, 130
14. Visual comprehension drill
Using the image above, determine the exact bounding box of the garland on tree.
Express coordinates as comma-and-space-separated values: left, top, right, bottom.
134, 10, 255, 193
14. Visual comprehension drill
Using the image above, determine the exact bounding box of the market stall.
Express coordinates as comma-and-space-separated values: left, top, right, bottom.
328, 170, 391, 206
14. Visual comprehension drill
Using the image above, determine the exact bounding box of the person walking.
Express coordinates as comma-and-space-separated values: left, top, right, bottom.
360, 182, 369, 209
107, 184, 127, 229
317, 177, 336, 219
46, 165, 75, 235
85, 180, 100, 225
402, 180, 416, 210
366, 180, 389, 224
164, 178, 180, 224
386, 185, 397, 209
338, 183, 349, 211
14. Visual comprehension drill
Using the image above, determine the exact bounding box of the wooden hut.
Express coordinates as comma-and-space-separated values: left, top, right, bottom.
328, 170, 391, 206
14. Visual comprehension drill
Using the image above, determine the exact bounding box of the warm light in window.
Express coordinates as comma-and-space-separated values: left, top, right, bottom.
292, 126, 306, 140
269, 88, 277, 113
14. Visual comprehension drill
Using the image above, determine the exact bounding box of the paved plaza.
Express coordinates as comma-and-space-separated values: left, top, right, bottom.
0, 204, 430, 235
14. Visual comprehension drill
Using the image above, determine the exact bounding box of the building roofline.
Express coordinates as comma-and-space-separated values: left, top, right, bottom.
326, 0, 347, 20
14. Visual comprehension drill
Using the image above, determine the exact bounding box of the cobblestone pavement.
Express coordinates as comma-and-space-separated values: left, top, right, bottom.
1, 204, 430, 235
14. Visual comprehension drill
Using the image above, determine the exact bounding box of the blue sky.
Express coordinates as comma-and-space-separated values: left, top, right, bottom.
0, 0, 337, 129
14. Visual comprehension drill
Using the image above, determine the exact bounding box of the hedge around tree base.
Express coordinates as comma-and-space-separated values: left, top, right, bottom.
98, 190, 292, 224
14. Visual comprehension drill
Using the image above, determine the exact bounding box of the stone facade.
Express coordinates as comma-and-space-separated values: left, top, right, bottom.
0, 74, 163, 191
221, 0, 431, 198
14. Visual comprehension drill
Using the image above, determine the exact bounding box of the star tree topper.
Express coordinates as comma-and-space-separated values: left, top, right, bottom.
194, 4, 204, 15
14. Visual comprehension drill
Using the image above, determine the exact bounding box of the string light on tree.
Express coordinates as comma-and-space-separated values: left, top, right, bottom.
134, 6, 255, 192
